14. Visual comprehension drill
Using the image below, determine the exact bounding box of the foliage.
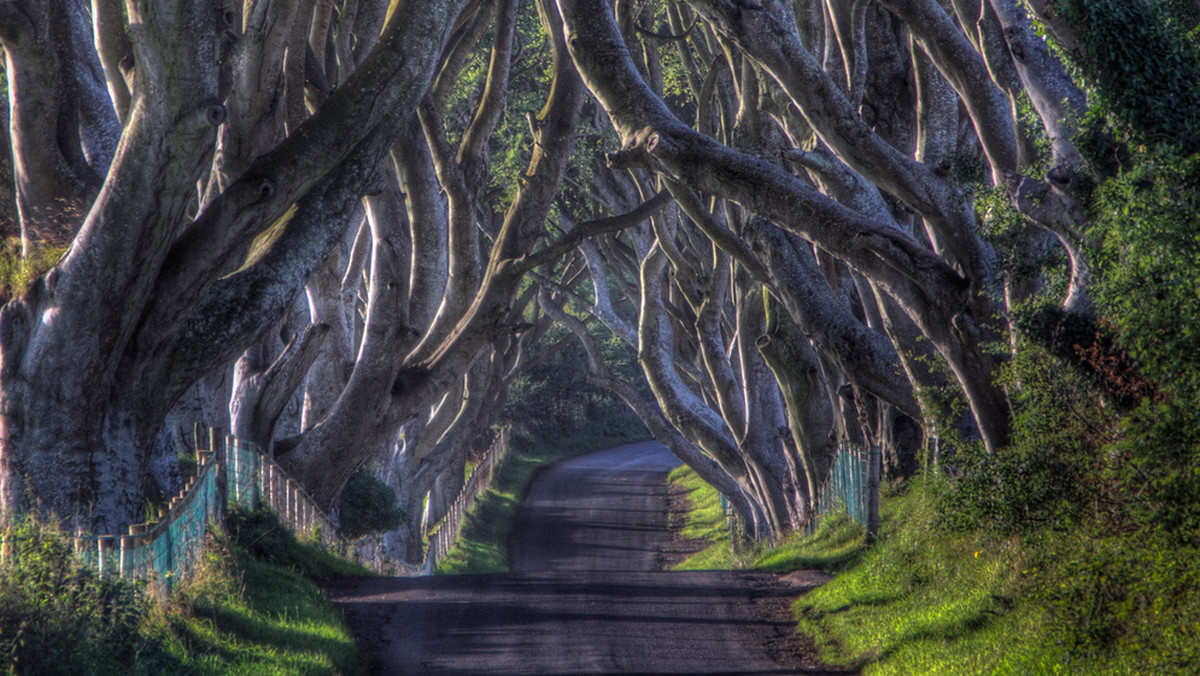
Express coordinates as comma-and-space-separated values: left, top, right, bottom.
976, 188, 1070, 302
0, 516, 182, 674
1091, 151, 1200, 400
1063, 0, 1200, 153
1082, 149, 1200, 538
0, 510, 367, 675
1024, 527, 1200, 670
501, 323, 647, 444
337, 465, 407, 540
938, 341, 1116, 534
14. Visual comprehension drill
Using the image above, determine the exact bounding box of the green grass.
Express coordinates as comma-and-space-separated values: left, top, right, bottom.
791, 486, 1060, 675
667, 465, 738, 570
753, 511, 866, 573
0, 239, 67, 300
668, 466, 868, 573
169, 508, 368, 674
435, 429, 648, 574
668, 466, 1200, 674
0, 509, 370, 675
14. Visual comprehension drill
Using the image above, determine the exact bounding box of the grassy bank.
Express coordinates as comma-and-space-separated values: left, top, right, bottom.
0, 509, 368, 674
669, 467, 1200, 675
434, 429, 648, 574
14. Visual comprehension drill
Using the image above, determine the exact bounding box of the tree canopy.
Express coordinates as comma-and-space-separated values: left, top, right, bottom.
1, 0, 1198, 559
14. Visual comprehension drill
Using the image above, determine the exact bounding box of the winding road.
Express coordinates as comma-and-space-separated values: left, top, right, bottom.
328, 441, 841, 674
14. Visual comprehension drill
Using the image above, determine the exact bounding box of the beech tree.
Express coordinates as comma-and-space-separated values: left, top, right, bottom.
2, 0, 1165, 548
0, 0, 535, 533
529, 0, 1112, 535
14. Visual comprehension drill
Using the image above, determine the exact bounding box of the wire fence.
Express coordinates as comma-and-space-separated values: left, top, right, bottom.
2, 423, 513, 588
423, 427, 509, 572
32, 425, 342, 593
815, 441, 880, 538
817, 442, 868, 523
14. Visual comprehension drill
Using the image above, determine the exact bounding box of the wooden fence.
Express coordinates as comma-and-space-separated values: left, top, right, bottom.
67, 425, 339, 591
4, 424, 510, 589
423, 427, 509, 572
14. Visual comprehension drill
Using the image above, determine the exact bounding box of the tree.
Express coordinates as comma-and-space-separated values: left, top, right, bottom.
0, 0, 476, 532
4, 0, 1185, 550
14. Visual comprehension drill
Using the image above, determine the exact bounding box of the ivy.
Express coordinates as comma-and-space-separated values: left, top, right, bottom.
1063, 0, 1200, 153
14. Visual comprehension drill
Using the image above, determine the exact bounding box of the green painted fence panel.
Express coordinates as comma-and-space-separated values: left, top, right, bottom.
817, 442, 869, 526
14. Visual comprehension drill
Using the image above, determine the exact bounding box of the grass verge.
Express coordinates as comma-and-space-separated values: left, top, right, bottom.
667, 466, 1200, 675
434, 429, 648, 574
0, 508, 370, 675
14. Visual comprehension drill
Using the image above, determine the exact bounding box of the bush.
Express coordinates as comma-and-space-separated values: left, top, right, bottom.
1064, 0, 1200, 153
337, 465, 406, 540
1087, 150, 1200, 538
939, 340, 1116, 535
0, 518, 182, 675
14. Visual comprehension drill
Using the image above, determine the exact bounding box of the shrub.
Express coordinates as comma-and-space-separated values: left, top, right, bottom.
0, 517, 182, 674
337, 465, 406, 540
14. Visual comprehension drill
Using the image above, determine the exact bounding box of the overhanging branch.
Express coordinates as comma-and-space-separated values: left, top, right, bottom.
513, 190, 672, 274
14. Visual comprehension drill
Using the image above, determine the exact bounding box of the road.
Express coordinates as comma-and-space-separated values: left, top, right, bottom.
328, 441, 842, 675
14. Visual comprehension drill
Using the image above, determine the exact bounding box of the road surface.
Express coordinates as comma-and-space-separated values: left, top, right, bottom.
328, 441, 842, 674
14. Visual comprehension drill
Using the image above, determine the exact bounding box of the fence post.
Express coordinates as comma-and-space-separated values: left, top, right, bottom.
258, 456, 266, 510
97, 537, 108, 576
119, 535, 130, 578
285, 480, 294, 529
232, 438, 241, 505
866, 444, 881, 543
212, 428, 228, 524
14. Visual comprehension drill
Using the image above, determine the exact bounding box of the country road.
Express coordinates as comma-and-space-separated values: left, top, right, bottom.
327, 441, 843, 675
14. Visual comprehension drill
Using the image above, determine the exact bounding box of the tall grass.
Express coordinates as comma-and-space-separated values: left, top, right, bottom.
0, 239, 67, 301
0, 516, 179, 674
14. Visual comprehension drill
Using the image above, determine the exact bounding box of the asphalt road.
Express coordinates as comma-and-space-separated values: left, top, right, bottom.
328, 441, 841, 675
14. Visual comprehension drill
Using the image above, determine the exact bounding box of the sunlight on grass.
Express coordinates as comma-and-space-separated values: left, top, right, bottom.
666, 466, 1075, 674
169, 509, 368, 674
753, 512, 866, 573
0, 509, 367, 674
791, 485, 1066, 675
666, 465, 740, 570
668, 465, 729, 543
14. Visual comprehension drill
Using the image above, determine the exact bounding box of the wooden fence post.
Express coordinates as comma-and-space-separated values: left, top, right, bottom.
210, 428, 228, 523
866, 444, 881, 543
97, 537, 109, 576
232, 438, 241, 504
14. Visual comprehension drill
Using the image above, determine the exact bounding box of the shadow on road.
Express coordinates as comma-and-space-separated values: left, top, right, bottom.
329, 442, 851, 675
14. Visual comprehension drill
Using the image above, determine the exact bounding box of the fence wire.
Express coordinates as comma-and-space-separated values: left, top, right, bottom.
40, 425, 341, 593
5, 424, 512, 588
816, 442, 877, 528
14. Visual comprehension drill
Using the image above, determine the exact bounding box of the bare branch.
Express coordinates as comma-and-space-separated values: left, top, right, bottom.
514, 190, 673, 273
